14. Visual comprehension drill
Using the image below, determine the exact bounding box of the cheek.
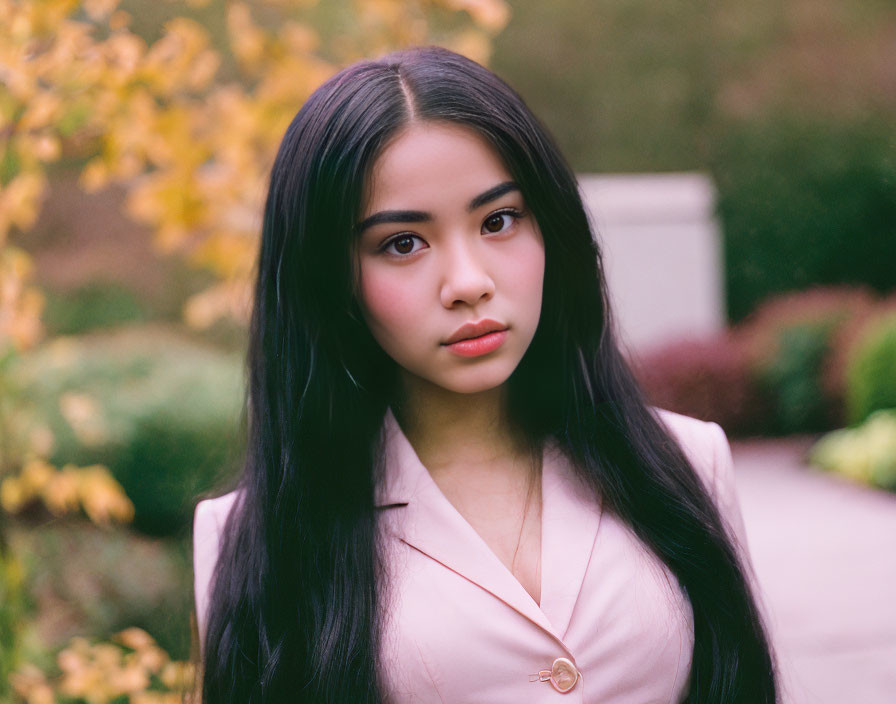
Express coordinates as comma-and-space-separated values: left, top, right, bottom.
358, 264, 422, 346
505, 236, 545, 311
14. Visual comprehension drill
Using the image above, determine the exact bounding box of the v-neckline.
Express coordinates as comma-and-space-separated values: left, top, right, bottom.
423, 444, 546, 609
376, 408, 604, 640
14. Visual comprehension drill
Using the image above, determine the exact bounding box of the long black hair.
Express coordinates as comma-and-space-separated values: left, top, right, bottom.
198, 45, 778, 703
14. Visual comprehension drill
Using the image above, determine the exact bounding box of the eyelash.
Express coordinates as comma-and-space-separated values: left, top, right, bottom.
378, 207, 526, 257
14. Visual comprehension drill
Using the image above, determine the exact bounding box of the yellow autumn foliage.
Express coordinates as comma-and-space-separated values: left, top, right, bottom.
0, 247, 45, 351
0, 0, 510, 338
0, 459, 134, 526
10, 628, 195, 704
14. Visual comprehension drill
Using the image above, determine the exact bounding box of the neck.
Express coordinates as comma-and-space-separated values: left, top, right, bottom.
391, 373, 536, 481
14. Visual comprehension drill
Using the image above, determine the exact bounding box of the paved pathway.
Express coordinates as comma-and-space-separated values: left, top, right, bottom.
731, 436, 896, 704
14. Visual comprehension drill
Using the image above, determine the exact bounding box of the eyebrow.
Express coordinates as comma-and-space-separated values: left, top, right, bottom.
355, 181, 520, 235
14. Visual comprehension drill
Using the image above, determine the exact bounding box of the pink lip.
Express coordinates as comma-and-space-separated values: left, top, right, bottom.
444, 329, 508, 357
443, 318, 508, 345
442, 318, 509, 358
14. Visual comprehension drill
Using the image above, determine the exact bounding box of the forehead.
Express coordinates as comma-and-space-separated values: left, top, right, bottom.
362, 122, 513, 214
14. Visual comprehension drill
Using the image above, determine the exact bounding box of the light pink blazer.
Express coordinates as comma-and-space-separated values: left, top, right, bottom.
193, 408, 760, 703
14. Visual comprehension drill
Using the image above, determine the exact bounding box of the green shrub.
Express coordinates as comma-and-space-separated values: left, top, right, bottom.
13, 325, 245, 536
753, 322, 838, 435
110, 406, 241, 536
0, 545, 27, 699
845, 312, 896, 424
713, 118, 896, 322
739, 287, 875, 434
41, 281, 148, 335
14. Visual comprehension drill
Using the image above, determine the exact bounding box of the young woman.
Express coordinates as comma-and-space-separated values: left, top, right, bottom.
192, 45, 779, 703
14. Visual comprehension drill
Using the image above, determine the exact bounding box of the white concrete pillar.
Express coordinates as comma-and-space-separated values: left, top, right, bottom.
577, 173, 725, 353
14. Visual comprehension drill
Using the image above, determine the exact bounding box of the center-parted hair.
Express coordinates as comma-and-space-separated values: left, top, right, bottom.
198, 45, 779, 703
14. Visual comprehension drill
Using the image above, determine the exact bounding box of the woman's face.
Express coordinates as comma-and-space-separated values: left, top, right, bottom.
355, 121, 545, 395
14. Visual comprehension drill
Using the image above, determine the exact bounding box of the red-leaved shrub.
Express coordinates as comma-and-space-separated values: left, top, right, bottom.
737, 286, 877, 430
632, 332, 765, 437
634, 286, 885, 436
738, 285, 877, 370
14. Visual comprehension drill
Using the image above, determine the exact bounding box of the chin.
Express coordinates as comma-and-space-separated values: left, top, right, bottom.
442, 380, 506, 395
435, 364, 517, 395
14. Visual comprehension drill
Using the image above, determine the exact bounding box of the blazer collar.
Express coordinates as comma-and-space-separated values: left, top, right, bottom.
374, 407, 603, 643
373, 407, 425, 508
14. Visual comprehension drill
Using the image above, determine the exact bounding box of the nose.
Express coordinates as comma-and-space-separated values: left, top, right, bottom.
439, 237, 495, 309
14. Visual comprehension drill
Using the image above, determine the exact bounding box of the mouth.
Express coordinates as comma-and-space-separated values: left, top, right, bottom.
442, 319, 508, 346
442, 319, 509, 358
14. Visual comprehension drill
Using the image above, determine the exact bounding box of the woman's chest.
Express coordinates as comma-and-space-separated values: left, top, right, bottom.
435, 475, 543, 607
377, 508, 694, 704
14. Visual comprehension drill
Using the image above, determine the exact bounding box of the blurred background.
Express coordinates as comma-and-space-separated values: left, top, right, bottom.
1, 0, 894, 701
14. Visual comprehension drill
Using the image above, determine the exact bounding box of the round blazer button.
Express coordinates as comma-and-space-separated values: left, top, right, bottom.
550, 657, 579, 693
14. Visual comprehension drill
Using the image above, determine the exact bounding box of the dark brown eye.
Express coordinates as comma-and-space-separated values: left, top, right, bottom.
484, 214, 507, 233
382, 234, 424, 256
393, 235, 415, 254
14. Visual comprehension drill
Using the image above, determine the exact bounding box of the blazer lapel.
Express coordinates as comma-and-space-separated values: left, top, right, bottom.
538, 440, 603, 640
375, 408, 556, 637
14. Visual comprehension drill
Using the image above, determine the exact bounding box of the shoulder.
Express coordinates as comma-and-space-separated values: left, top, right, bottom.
653, 406, 725, 458
192, 489, 241, 652
194, 490, 240, 540
652, 407, 750, 555
193, 490, 241, 568
652, 407, 732, 498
